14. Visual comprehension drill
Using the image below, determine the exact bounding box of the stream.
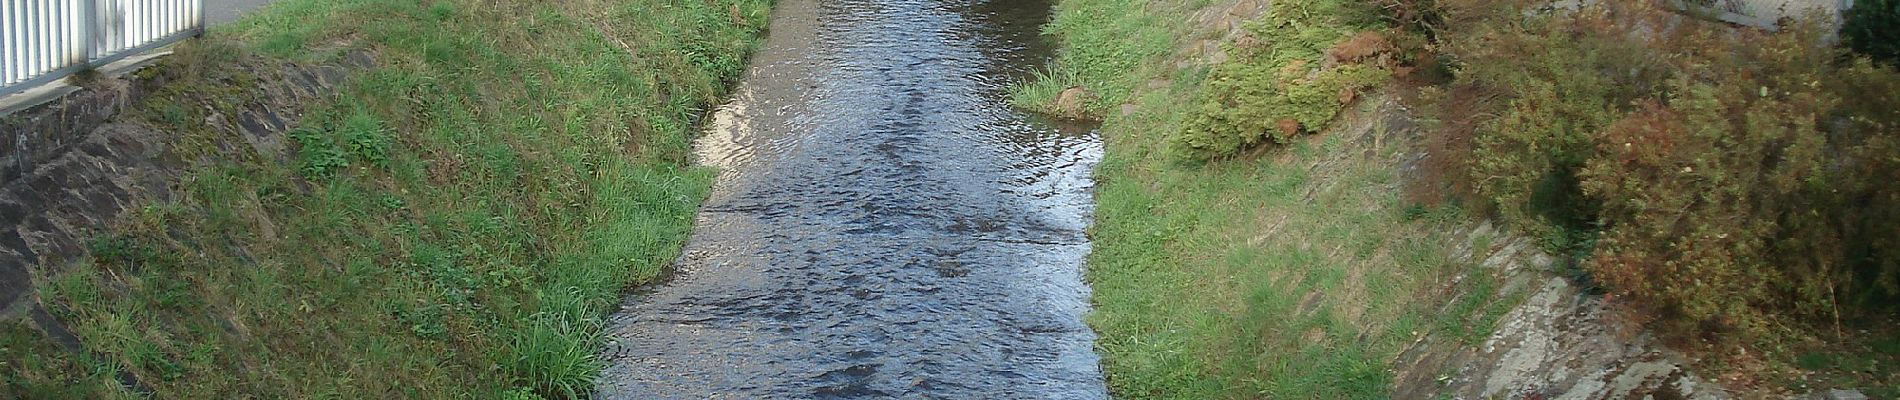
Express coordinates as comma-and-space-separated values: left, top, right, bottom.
594, 0, 1107, 397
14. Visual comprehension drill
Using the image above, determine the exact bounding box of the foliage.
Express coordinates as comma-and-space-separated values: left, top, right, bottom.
1450, 6, 1671, 250
1844, 0, 1900, 65
1019, 0, 1900, 394
1429, 0, 1900, 356
1017, 0, 1499, 396
1172, 0, 1392, 160
1581, 81, 1831, 337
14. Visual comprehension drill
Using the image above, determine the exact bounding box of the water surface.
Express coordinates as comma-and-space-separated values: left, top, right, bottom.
595, 0, 1106, 397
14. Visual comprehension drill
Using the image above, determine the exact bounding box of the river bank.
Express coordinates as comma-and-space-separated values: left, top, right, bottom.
1, 0, 766, 397
1023, 0, 1899, 397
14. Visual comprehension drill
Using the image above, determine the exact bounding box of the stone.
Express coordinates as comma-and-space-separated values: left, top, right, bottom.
1052, 86, 1090, 119
1812, 389, 1868, 400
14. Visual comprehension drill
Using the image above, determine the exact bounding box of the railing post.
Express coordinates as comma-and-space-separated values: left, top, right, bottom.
1, 0, 205, 95
81, 0, 96, 61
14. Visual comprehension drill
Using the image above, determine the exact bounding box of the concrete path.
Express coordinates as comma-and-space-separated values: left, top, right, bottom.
205, 0, 274, 25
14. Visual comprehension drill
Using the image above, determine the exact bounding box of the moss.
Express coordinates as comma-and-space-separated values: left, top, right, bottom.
1170, 0, 1391, 161
1175, 61, 1388, 159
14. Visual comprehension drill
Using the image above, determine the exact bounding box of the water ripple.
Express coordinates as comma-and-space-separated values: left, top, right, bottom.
596, 0, 1106, 398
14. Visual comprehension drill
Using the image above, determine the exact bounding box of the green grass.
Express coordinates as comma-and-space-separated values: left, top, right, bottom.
2, 0, 767, 397
1084, 93, 1487, 397
1028, 0, 1512, 397
0, 321, 132, 399
1010, 0, 1196, 114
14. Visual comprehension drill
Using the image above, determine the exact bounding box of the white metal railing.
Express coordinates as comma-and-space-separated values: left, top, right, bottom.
2, 0, 202, 95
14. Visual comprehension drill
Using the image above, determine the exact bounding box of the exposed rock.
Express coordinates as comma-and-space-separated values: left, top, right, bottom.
1809, 389, 1868, 400
1052, 86, 1090, 119
1185, 0, 1268, 66
2, 70, 157, 184
0, 50, 376, 316
1380, 102, 1729, 398
1391, 234, 1728, 399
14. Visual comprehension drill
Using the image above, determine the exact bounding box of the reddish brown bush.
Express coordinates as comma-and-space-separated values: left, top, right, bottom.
1327, 31, 1394, 65
1425, 0, 1900, 344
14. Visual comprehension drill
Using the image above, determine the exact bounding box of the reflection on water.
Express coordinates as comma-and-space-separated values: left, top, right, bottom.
596, 0, 1107, 397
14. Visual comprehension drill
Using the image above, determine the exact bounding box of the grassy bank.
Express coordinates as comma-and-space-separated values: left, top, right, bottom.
1023, 0, 1507, 397
1, 0, 767, 397
1031, 0, 1900, 397
1085, 98, 1498, 399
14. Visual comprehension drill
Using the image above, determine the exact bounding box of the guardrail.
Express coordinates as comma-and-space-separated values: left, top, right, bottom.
2, 0, 203, 96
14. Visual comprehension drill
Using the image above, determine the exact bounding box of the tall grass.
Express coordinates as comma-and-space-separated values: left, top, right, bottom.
2, 0, 767, 397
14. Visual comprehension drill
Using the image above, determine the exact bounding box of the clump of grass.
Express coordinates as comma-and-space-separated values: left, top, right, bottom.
2, 0, 768, 397
506, 299, 604, 398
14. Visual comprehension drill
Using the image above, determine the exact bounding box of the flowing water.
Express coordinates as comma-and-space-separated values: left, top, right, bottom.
595, 0, 1106, 397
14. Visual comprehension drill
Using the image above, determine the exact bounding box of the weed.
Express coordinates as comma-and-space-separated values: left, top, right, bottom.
291, 126, 349, 179
340, 110, 390, 167
505, 299, 604, 398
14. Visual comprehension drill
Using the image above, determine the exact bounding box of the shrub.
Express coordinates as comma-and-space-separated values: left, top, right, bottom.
1581, 77, 1832, 336
1170, 0, 1392, 160
1431, 1, 1900, 343
1822, 59, 1900, 311
1844, 0, 1900, 65
1454, 6, 1669, 247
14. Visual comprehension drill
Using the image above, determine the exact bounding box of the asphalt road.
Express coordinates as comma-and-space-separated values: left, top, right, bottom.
204, 0, 272, 25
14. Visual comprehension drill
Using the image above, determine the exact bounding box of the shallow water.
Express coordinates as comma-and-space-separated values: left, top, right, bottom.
594, 0, 1107, 397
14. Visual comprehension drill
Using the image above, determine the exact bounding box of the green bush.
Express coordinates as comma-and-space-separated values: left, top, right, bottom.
1844, 0, 1900, 65
1171, 0, 1391, 160
1450, 8, 1668, 246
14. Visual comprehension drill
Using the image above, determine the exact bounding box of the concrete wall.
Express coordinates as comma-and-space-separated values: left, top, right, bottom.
1675, 0, 1855, 30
